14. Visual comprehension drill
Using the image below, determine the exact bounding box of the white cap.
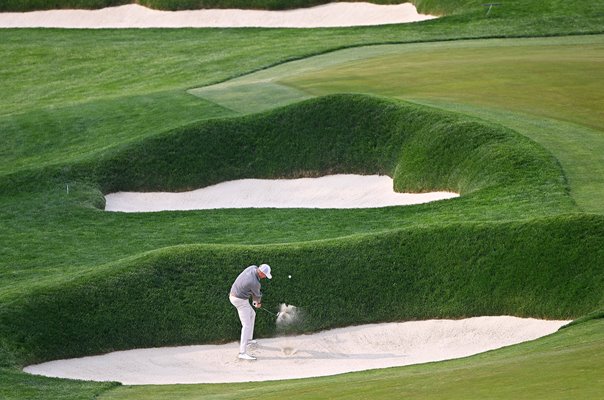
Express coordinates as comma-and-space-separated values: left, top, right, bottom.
259, 264, 272, 279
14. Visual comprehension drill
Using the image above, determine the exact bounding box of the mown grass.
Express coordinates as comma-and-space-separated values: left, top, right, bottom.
192, 34, 604, 213
0, 92, 231, 176
1, 93, 602, 397
282, 37, 604, 131
191, 35, 604, 125
409, 100, 604, 214
0, 368, 117, 400
1, 1, 603, 399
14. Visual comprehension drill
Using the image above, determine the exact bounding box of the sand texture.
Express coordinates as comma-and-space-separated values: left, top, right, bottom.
0, 2, 437, 28
104, 175, 459, 211
23, 316, 569, 384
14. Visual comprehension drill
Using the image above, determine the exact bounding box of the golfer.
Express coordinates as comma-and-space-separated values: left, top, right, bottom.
229, 263, 272, 360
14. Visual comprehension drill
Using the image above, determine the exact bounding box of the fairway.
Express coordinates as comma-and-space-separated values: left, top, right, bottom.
192, 35, 604, 213
1, 1, 604, 399
193, 35, 604, 128
284, 38, 604, 130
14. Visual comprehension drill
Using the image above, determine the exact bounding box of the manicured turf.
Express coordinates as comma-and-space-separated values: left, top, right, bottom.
410, 100, 604, 214
195, 35, 604, 127
6, 95, 601, 368
285, 39, 604, 130
191, 35, 604, 213
0, 92, 231, 175
1, 1, 604, 399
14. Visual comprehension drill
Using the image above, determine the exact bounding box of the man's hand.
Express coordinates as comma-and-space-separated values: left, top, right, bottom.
253, 301, 262, 308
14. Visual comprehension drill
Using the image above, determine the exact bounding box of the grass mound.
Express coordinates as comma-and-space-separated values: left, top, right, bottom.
1, 214, 602, 367
2, 94, 601, 370
90, 94, 568, 199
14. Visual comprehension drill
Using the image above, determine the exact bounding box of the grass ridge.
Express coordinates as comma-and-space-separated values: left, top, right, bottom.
1, 213, 602, 368
1, 95, 601, 371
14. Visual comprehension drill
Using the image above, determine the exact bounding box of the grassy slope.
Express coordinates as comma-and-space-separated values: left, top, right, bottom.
0, 92, 231, 176
1, 1, 604, 399
410, 100, 604, 214
2, 4, 603, 175
2, 214, 602, 365
191, 35, 604, 213
2, 95, 603, 398
0, 95, 577, 294
100, 318, 604, 400
0, 369, 117, 400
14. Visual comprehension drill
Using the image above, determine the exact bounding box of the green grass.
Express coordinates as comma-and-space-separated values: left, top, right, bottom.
0, 94, 578, 295
191, 35, 604, 213
1, 93, 602, 398
0, 91, 231, 176
192, 35, 604, 125
283, 37, 604, 131
1, 1, 604, 399
408, 100, 604, 214
0, 368, 117, 400
99, 318, 604, 400
2, 213, 602, 365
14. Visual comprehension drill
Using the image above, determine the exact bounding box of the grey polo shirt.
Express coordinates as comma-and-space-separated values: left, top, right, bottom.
230, 265, 262, 303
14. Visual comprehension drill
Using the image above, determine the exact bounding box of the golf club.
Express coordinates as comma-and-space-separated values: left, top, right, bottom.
258, 306, 281, 317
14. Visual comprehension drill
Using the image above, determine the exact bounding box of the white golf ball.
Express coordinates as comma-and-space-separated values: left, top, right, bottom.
288, 275, 292, 279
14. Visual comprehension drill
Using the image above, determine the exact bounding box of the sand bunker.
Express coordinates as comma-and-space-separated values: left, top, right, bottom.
0, 2, 437, 29
23, 316, 569, 384
104, 174, 459, 212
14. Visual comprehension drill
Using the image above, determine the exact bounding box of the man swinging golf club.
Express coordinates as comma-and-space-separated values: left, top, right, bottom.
229, 263, 272, 360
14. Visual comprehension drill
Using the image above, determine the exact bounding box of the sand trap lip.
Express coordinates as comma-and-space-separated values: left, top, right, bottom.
23, 317, 569, 385
104, 174, 459, 212
0, 2, 437, 29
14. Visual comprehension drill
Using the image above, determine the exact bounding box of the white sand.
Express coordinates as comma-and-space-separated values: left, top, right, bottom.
23, 316, 569, 384
0, 2, 437, 29
104, 174, 459, 212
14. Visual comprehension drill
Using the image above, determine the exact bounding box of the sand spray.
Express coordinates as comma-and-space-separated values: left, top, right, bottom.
274, 303, 304, 355
276, 303, 300, 327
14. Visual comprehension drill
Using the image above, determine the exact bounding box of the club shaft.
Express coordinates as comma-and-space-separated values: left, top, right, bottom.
259, 307, 277, 316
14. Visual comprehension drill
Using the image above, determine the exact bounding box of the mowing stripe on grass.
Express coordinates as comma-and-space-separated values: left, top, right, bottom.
190, 35, 604, 214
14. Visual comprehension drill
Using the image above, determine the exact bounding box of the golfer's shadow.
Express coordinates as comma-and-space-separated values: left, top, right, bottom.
256, 345, 405, 361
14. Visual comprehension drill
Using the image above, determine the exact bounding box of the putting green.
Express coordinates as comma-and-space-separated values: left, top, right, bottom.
191, 35, 604, 213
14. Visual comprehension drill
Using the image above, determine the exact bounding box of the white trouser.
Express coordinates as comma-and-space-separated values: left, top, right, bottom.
229, 295, 256, 354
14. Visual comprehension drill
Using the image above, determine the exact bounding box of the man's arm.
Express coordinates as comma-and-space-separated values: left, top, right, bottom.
251, 281, 262, 307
